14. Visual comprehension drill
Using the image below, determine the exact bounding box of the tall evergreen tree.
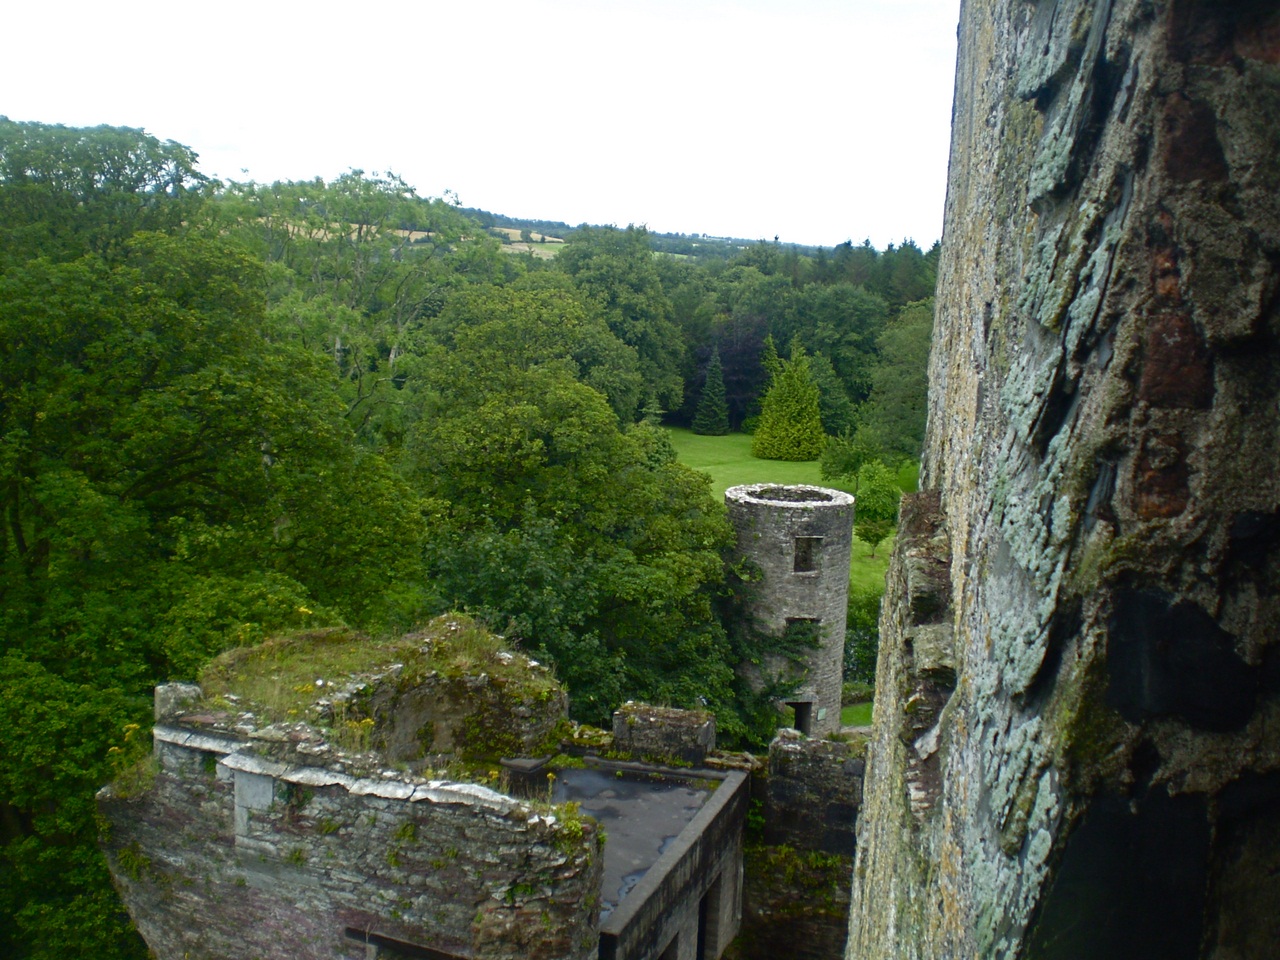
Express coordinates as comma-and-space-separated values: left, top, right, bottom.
751, 340, 826, 460
759, 333, 783, 381
691, 348, 731, 435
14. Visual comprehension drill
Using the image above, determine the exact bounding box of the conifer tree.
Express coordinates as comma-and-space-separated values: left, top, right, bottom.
751, 339, 827, 460
759, 333, 783, 381
692, 348, 731, 435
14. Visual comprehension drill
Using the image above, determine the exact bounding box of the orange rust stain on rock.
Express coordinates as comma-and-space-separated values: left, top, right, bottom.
1133, 433, 1191, 519
1139, 312, 1213, 409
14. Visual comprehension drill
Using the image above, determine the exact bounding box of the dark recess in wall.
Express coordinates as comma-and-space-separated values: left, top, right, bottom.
1023, 789, 1208, 960
1106, 589, 1257, 731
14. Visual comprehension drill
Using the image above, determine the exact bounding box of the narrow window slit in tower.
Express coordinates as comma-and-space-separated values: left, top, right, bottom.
794, 536, 822, 573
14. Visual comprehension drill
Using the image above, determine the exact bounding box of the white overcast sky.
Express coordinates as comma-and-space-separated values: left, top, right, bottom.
4, 0, 960, 249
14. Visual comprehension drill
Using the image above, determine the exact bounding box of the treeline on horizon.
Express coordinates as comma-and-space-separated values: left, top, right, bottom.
461, 203, 936, 262
0, 118, 933, 958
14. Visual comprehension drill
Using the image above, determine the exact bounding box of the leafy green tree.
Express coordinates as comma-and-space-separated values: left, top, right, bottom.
428, 275, 644, 422
808, 351, 856, 436
1, 235, 426, 647
691, 348, 731, 435
859, 298, 935, 463
751, 340, 826, 460
794, 282, 891, 404
0, 117, 207, 268
215, 172, 506, 451
720, 266, 795, 335
844, 589, 882, 683
404, 342, 735, 727
852, 460, 901, 557
820, 429, 883, 489
0, 124, 430, 959
878, 239, 937, 308
557, 225, 685, 413
759, 332, 783, 381
687, 314, 767, 431
0, 658, 150, 960
831, 239, 880, 289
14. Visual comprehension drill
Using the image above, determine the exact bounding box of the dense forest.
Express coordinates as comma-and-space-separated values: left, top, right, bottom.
0, 118, 934, 958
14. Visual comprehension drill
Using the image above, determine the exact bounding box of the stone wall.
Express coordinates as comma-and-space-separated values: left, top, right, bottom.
726, 485, 855, 737
99, 704, 601, 960
611, 703, 716, 765
849, 2, 1280, 958
355, 663, 566, 763
761, 730, 863, 857
730, 731, 865, 960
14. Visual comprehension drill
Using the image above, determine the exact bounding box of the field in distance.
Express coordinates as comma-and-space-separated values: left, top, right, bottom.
665, 427, 914, 595
489, 226, 565, 258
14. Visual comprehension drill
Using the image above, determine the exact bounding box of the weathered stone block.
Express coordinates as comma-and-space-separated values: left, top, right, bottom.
612, 703, 716, 765
762, 730, 865, 857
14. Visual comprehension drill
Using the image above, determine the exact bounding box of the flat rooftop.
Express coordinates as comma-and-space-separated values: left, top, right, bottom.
552, 767, 715, 919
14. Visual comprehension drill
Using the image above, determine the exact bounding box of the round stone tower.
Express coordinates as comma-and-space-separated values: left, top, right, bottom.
725, 484, 854, 737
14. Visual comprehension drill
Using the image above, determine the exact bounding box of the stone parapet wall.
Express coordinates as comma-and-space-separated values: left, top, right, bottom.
599, 771, 748, 960
762, 730, 864, 857
730, 731, 866, 960
353, 659, 566, 763
100, 711, 601, 960
611, 703, 716, 765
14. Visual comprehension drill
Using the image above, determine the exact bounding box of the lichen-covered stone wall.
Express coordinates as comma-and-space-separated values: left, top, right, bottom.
612, 703, 716, 765
849, 2, 1280, 958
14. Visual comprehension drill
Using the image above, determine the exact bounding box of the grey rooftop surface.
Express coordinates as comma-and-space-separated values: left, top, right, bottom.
552, 767, 713, 919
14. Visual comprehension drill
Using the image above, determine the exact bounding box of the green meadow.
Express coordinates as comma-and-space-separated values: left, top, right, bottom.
666, 427, 913, 595
841, 701, 874, 727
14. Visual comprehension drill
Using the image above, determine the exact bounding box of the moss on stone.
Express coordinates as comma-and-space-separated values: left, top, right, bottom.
742, 842, 851, 919
200, 615, 558, 721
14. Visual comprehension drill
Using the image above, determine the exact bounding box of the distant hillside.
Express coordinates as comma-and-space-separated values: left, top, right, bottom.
458, 205, 831, 260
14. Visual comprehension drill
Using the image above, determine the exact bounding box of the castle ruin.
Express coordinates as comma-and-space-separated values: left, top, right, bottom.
726, 484, 855, 737
98, 620, 748, 960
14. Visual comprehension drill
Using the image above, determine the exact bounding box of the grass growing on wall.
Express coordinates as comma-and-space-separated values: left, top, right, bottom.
198, 614, 559, 724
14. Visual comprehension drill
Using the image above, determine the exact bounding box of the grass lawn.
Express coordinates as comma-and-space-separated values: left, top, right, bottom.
841, 702, 874, 727
667, 427, 903, 594
666, 428, 856, 500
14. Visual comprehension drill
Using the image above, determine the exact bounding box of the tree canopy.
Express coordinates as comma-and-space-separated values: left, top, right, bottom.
0, 118, 939, 957
556, 225, 685, 413
0, 127, 426, 959
404, 327, 735, 725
